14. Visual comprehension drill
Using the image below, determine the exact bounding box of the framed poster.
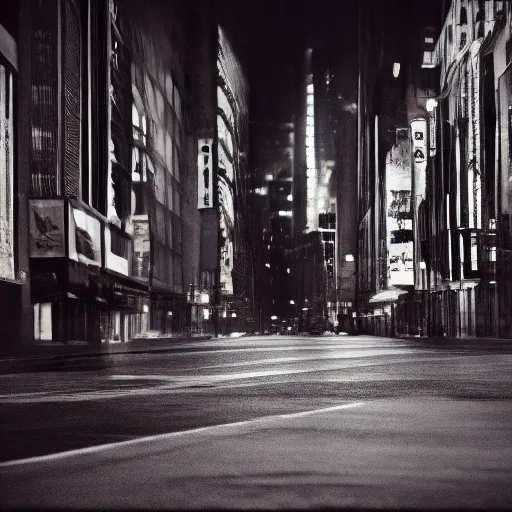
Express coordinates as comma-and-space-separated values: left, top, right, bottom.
29, 200, 65, 258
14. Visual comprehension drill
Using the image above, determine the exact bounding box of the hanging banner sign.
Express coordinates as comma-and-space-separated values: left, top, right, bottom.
198, 138, 214, 209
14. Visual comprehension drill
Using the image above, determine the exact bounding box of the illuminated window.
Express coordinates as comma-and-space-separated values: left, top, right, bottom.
307, 105, 314, 117
306, 126, 315, 137
422, 51, 435, 68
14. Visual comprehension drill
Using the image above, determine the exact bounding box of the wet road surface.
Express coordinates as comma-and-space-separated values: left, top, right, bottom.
1, 334, 511, 509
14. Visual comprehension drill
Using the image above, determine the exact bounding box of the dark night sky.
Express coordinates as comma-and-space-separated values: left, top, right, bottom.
218, 0, 359, 124
218, 0, 444, 125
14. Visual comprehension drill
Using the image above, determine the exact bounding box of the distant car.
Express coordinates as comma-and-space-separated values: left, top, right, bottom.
307, 317, 326, 335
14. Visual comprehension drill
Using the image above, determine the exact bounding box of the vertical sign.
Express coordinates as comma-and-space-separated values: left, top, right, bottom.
198, 138, 213, 209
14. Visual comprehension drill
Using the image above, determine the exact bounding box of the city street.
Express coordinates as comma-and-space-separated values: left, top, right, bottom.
1, 334, 512, 509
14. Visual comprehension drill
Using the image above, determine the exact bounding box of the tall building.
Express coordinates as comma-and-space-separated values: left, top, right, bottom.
292, 36, 360, 332
355, 0, 441, 335
354, 0, 512, 340
0, 4, 32, 346
215, 26, 249, 332
250, 121, 295, 329
9, 0, 209, 346
420, 0, 509, 338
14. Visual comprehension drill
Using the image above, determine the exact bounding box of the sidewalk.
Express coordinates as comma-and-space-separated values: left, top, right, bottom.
397, 334, 512, 350
0, 335, 214, 374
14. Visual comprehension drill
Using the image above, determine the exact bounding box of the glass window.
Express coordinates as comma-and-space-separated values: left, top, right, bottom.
155, 203, 166, 244
165, 73, 174, 106
168, 252, 174, 288
132, 147, 140, 181
167, 176, 173, 210
174, 85, 181, 124
174, 189, 180, 217
167, 212, 173, 250
155, 87, 165, 125
173, 143, 180, 182
165, 133, 173, 173
154, 162, 166, 204
174, 255, 182, 293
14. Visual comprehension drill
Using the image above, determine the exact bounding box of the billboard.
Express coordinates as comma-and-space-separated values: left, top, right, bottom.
105, 225, 131, 276
68, 204, 102, 267
386, 140, 413, 286
29, 200, 66, 258
198, 138, 213, 209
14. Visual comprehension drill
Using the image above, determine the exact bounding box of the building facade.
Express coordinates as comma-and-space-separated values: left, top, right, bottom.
216, 26, 250, 333
11, 0, 208, 346
356, 0, 512, 340
0, 5, 33, 346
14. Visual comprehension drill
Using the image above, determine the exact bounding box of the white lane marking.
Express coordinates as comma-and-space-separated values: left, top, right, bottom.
279, 402, 364, 419
0, 402, 364, 467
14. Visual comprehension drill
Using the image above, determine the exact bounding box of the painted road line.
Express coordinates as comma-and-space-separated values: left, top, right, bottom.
279, 402, 364, 419
0, 402, 365, 467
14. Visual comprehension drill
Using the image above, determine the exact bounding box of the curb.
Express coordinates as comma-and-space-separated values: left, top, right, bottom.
0, 336, 214, 373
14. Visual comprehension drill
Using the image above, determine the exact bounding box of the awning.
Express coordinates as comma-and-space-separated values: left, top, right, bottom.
368, 287, 409, 304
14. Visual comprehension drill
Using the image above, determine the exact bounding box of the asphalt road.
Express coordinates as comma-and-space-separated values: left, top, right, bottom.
1, 334, 512, 509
